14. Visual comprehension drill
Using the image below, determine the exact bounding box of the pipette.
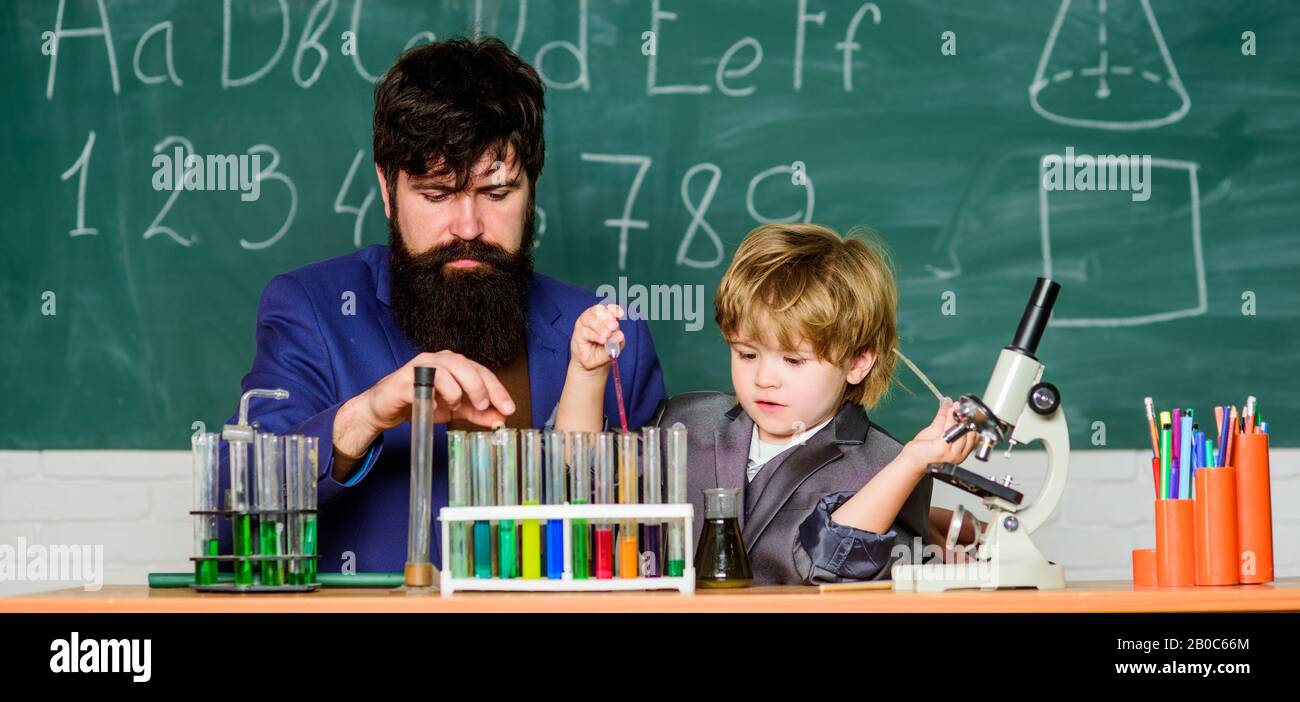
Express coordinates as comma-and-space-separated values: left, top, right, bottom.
606, 339, 629, 432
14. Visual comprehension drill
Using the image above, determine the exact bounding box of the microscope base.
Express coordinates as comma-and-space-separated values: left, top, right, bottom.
890, 559, 1065, 592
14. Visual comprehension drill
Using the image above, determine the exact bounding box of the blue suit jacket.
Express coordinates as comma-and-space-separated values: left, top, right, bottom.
217, 245, 666, 573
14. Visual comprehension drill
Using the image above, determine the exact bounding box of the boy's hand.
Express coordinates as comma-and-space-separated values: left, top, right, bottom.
569, 303, 626, 376
901, 397, 979, 474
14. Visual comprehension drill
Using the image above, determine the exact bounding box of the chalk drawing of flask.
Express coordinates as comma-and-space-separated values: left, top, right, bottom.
1029, 0, 1190, 130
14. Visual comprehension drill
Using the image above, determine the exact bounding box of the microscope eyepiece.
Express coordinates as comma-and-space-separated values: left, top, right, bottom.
1008, 277, 1061, 357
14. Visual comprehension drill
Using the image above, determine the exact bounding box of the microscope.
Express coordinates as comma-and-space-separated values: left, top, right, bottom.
892, 278, 1069, 592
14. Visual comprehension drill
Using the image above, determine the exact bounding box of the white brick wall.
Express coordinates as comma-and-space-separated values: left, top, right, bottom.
2, 448, 1297, 595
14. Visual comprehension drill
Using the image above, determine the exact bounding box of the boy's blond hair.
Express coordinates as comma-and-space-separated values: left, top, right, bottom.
715, 223, 898, 408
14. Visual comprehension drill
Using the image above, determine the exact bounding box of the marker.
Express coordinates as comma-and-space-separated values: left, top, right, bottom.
1172, 409, 1182, 469
1158, 415, 1172, 500
1178, 415, 1192, 499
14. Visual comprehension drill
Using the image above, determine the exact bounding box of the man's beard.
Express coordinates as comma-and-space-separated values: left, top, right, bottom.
388, 208, 534, 369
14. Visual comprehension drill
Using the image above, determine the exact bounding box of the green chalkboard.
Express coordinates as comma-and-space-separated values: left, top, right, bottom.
3, 1, 1298, 450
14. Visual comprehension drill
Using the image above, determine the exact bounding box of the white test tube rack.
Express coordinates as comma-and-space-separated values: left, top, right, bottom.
437, 503, 695, 596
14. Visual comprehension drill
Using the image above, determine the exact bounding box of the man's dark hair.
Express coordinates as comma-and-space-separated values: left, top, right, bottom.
373, 36, 546, 200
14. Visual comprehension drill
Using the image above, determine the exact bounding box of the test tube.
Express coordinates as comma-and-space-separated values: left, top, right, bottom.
447, 430, 470, 578
254, 431, 285, 586
191, 432, 220, 586
228, 434, 255, 586
520, 430, 543, 579
496, 428, 519, 579
666, 423, 688, 577
405, 367, 436, 588
641, 426, 663, 578
569, 432, 592, 579
284, 435, 304, 585
471, 432, 495, 578
617, 431, 640, 578
301, 436, 319, 584
544, 430, 567, 579
594, 432, 616, 579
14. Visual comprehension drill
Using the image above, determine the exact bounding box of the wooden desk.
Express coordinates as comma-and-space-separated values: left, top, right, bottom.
4, 579, 1298, 613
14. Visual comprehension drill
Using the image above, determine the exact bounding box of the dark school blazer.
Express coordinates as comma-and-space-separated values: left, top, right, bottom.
652, 391, 932, 584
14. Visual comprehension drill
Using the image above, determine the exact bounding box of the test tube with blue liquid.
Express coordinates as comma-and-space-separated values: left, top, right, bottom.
471, 431, 495, 578
544, 430, 567, 579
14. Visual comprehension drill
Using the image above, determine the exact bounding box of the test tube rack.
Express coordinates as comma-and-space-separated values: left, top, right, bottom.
188, 504, 322, 593
437, 503, 695, 595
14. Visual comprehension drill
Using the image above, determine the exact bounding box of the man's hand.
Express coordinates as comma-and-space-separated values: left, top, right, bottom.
333, 351, 516, 468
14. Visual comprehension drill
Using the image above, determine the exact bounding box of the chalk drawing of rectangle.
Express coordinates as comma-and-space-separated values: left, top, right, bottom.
1039, 157, 1205, 327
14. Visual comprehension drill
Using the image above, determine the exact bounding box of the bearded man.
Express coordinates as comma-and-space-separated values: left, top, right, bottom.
217, 37, 666, 574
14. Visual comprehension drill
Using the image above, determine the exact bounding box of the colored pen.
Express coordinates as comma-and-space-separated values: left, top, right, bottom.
1143, 397, 1160, 458
1158, 415, 1172, 500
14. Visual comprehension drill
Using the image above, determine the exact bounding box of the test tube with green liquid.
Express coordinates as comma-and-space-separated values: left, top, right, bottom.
191, 432, 220, 586
666, 423, 688, 577
617, 431, 640, 578
471, 432, 495, 578
447, 430, 470, 578
520, 429, 543, 579
254, 432, 286, 586
496, 428, 519, 579
641, 426, 663, 577
568, 431, 591, 579
301, 436, 318, 584
229, 435, 255, 586
284, 435, 304, 585
544, 430, 567, 579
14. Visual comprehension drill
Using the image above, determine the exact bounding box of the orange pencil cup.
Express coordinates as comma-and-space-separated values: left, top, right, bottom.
1131, 548, 1157, 587
1193, 467, 1238, 586
1154, 499, 1195, 587
1234, 432, 1273, 584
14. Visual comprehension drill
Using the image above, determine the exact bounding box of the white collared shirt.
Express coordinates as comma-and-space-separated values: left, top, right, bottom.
746, 415, 834, 482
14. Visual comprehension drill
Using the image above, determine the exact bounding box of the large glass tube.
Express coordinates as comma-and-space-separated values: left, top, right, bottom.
520, 429, 543, 579
191, 432, 220, 586
666, 423, 688, 577
405, 367, 436, 587
568, 432, 591, 580
447, 430, 470, 578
